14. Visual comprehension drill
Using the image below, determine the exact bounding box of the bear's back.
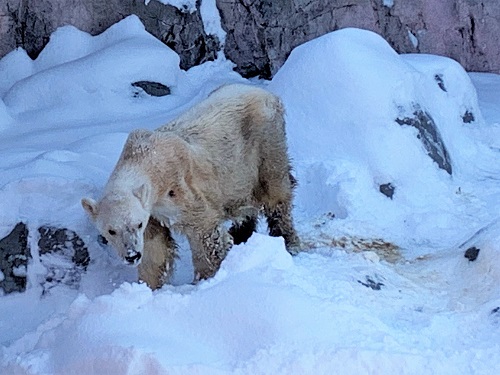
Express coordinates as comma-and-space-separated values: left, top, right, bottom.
157, 84, 282, 140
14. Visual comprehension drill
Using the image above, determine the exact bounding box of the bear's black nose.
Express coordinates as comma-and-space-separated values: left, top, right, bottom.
125, 252, 142, 263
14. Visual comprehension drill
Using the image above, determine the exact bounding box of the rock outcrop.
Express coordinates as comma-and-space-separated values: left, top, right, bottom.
38, 226, 90, 294
0, 223, 30, 294
0, 223, 90, 294
0, 1, 499, 77
396, 107, 452, 175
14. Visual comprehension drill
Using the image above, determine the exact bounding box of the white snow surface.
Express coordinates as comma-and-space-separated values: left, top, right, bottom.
0, 17, 499, 375
200, 0, 227, 45
145, 0, 197, 13
383, 0, 395, 8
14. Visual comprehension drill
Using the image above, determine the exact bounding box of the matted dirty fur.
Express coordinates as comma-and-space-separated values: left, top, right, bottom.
82, 84, 300, 288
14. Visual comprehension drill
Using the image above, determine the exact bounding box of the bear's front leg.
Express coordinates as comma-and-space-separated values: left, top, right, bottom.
187, 225, 233, 281
138, 218, 177, 289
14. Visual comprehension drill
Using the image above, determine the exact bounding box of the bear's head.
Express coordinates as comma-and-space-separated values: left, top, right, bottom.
81, 184, 151, 265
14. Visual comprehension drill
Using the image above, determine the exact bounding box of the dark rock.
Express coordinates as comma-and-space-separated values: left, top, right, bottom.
358, 275, 384, 290
396, 108, 452, 175
491, 307, 500, 325
38, 226, 90, 294
464, 246, 480, 262
0, 224, 90, 295
434, 74, 447, 92
132, 81, 171, 97
462, 111, 475, 124
38, 226, 90, 267
379, 183, 395, 199
0, 222, 30, 294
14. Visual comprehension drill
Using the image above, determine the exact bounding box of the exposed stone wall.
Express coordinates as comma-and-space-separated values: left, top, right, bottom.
0, 0, 499, 78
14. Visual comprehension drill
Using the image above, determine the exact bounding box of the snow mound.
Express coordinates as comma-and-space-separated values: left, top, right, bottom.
5, 232, 500, 374
0, 100, 13, 130
451, 220, 500, 309
269, 28, 486, 250
0, 48, 34, 96
3, 15, 182, 120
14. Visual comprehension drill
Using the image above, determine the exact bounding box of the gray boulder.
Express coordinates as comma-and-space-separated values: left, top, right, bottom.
132, 81, 171, 97
38, 226, 90, 294
0, 223, 90, 295
396, 107, 452, 175
0, 222, 30, 294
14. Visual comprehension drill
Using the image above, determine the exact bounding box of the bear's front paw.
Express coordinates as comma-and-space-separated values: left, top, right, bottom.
204, 227, 233, 260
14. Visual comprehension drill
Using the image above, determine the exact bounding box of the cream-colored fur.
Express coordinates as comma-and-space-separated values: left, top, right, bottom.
82, 83, 299, 288
138, 217, 176, 289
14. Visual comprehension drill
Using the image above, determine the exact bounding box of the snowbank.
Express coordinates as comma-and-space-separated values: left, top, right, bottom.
0, 48, 34, 97
2, 16, 183, 122
268, 28, 488, 251
0, 99, 13, 130
4, 234, 500, 374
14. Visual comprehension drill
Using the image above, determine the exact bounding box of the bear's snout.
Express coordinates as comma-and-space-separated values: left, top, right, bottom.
125, 251, 142, 265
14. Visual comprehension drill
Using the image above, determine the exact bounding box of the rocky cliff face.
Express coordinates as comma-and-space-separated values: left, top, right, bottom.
0, 0, 499, 77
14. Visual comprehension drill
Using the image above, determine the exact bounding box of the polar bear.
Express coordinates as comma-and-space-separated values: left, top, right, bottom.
82, 83, 300, 288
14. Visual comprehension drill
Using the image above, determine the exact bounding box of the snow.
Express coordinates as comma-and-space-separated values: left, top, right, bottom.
1, 16, 500, 375
408, 29, 419, 48
12, 265, 27, 278
200, 0, 227, 45
145, 0, 197, 13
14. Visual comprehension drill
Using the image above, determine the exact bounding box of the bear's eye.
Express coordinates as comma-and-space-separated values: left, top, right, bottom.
108, 229, 116, 236
138, 222, 143, 229
168, 190, 175, 198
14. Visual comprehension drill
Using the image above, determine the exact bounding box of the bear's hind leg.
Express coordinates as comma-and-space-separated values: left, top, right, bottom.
264, 201, 300, 255
138, 217, 177, 290
259, 165, 301, 254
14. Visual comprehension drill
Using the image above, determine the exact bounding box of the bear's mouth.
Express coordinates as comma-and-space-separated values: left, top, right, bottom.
124, 251, 142, 265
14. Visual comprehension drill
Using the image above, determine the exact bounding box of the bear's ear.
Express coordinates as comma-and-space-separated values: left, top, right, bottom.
81, 198, 98, 220
133, 184, 150, 208
127, 129, 153, 147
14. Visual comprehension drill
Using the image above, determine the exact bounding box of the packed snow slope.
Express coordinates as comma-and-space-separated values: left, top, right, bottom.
1, 16, 499, 375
